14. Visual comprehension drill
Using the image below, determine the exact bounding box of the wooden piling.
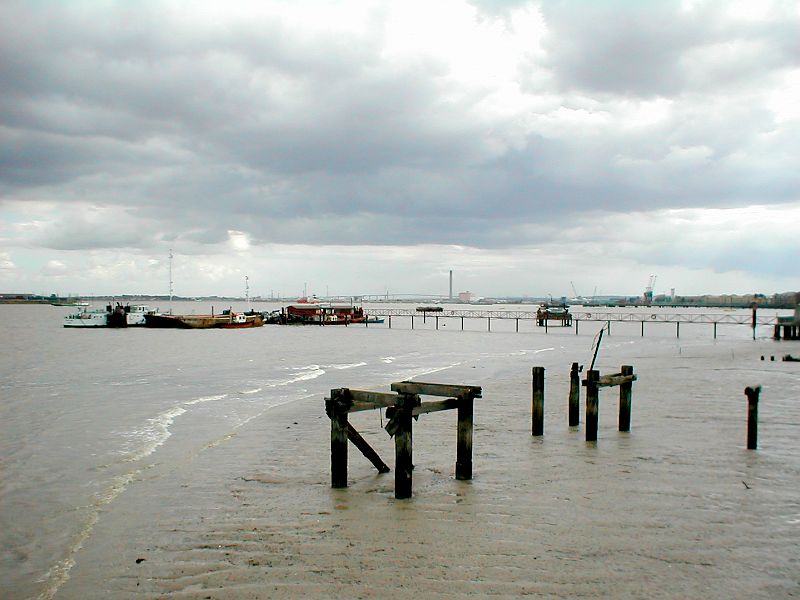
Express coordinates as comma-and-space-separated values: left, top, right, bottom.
329, 389, 350, 488
455, 397, 474, 480
569, 362, 580, 427
677, 322, 680, 338
619, 365, 633, 432
585, 370, 599, 442
641, 321, 645, 337
745, 385, 761, 450
394, 394, 415, 499
575, 320, 579, 335
531, 367, 545, 436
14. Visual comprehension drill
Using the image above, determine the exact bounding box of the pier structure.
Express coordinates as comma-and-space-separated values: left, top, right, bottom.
773, 301, 800, 340
365, 308, 786, 338
325, 381, 482, 499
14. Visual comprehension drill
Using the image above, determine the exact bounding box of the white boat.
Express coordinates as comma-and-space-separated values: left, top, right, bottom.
63, 309, 108, 328
125, 305, 154, 326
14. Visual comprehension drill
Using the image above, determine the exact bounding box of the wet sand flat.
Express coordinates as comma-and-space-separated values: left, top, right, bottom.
56, 338, 800, 599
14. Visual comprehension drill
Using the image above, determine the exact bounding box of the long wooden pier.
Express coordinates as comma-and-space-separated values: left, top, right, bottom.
363, 308, 786, 338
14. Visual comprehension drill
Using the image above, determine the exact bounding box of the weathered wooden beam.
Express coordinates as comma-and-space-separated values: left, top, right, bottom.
391, 381, 482, 399
597, 373, 638, 388
346, 423, 390, 473
346, 389, 401, 407
385, 398, 461, 419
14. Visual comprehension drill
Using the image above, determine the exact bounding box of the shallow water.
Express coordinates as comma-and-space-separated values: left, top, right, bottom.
1, 302, 798, 598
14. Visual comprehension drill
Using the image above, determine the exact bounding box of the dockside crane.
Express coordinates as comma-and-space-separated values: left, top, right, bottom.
643, 275, 657, 305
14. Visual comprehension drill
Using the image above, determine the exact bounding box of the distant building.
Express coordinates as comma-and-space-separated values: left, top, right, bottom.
458, 291, 473, 303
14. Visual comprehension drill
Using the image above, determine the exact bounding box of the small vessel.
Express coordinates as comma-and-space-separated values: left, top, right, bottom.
536, 303, 572, 327
125, 304, 154, 327
63, 308, 109, 328
416, 306, 443, 312
144, 309, 263, 329
364, 316, 385, 324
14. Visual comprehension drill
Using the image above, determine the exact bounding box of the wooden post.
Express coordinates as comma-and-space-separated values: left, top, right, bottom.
569, 362, 580, 427
745, 385, 760, 450
394, 395, 415, 499
388, 315, 392, 329
329, 389, 350, 488
714, 322, 718, 339
619, 365, 633, 432
585, 370, 599, 442
531, 367, 545, 436
544, 318, 548, 333
677, 322, 680, 338
575, 320, 579, 335
515, 318, 519, 332
461, 316, 464, 331
641, 321, 644, 337
436, 316, 439, 330
488, 317, 491, 332
455, 397, 473, 480
411, 315, 414, 329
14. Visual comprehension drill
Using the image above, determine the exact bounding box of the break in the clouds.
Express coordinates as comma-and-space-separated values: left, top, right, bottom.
0, 0, 798, 297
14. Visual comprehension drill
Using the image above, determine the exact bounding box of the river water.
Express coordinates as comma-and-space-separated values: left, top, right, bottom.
1, 302, 798, 598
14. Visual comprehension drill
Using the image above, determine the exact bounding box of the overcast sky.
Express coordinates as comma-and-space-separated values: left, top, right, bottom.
1, 0, 798, 299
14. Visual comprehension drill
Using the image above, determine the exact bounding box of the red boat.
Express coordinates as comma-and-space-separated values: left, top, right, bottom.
283, 302, 365, 325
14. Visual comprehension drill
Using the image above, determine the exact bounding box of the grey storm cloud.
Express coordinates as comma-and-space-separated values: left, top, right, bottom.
1, 0, 798, 253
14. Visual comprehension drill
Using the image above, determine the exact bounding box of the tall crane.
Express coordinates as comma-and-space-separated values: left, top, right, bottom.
644, 275, 657, 305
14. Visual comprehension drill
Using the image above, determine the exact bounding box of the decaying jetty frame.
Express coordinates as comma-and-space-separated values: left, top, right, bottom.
325, 382, 482, 499
582, 366, 637, 441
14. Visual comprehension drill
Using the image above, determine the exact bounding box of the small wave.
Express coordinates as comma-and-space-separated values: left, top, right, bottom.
184, 393, 228, 406
121, 406, 186, 463
381, 356, 395, 363
534, 347, 555, 354
325, 362, 367, 370
239, 387, 262, 395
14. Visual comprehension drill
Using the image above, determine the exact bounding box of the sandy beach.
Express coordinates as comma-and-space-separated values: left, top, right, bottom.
48, 333, 799, 599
